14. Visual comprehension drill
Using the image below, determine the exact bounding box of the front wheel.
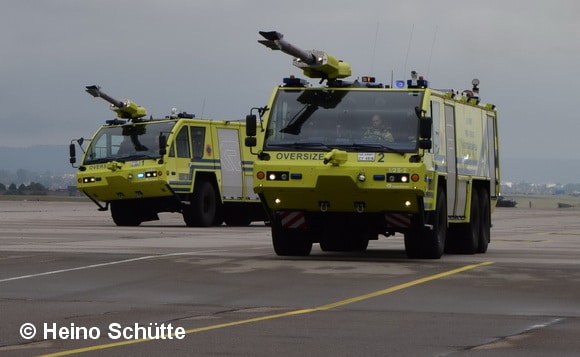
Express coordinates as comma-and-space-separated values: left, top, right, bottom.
271, 216, 312, 256
425, 188, 447, 258
110, 201, 142, 226
405, 188, 447, 259
183, 181, 218, 227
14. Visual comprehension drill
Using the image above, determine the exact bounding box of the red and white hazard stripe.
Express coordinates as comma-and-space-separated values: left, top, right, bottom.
384, 213, 411, 228
279, 211, 306, 229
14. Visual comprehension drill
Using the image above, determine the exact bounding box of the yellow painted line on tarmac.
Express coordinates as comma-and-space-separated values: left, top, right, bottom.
39, 261, 494, 357
314, 261, 494, 311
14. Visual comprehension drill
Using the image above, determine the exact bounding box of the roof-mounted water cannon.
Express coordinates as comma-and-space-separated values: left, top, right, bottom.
258, 30, 352, 81
85, 85, 147, 121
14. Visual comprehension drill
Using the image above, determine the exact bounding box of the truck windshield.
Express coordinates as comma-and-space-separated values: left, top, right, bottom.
83, 121, 176, 164
264, 89, 424, 153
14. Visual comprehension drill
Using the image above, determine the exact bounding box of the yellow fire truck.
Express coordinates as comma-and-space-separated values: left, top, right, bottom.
245, 31, 500, 258
70, 86, 265, 227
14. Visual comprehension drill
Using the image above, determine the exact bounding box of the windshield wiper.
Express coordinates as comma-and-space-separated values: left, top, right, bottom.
268, 142, 332, 150
83, 153, 159, 165
333, 143, 406, 156
116, 153, 159, 161
83, 158, 109, 165
279, 105, 318, 135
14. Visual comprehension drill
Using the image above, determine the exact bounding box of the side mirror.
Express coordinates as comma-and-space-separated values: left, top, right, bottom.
246, 114, 257, 137
419, 139, 432, 150
69, 143, 76, 165
159, 134, 167, 156
420, 117, 432, 139
245, 137, 257, 147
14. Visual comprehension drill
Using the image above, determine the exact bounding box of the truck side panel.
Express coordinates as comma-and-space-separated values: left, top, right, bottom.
217, 128, 243, 200
487, 114, 499, 199
431, 95, 497, 223
444, 103, 460, 216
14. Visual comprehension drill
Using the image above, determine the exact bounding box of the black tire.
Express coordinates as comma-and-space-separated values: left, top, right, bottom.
477, 188, 490, 253
183, 181, 218, 227
405, 188, 447, 259
351, 229, 371, 251
446, 189, 481, 254
426, 188, 447, 258
271, 217, 312, 256
351, 236, 370, 251
110, 201, 141, 226
458, 190, 480, 254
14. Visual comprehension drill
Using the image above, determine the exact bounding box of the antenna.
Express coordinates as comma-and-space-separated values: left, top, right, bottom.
369, 22, 380, 73
403, 24, 415, 77
426, 25, 439, 78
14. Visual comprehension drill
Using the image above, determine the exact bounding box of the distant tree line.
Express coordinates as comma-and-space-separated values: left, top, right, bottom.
0, 182, 48, 195
501, 182, 580, 196
0, 169, 76, 191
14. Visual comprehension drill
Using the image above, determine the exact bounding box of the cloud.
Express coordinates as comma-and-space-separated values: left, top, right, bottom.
0, 0, 578, 162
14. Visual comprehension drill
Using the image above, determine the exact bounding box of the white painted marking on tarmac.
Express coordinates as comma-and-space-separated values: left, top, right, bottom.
526, 317, 564, 331
0, 250, 228, 283
472, 317, 564, 350
38, 262, 495, 357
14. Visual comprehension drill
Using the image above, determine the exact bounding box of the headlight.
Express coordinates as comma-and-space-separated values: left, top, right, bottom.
266, 171, 289, 181
386, 173, 409, 183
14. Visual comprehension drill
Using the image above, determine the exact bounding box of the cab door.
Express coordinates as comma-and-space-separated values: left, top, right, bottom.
166, 124, 193, 193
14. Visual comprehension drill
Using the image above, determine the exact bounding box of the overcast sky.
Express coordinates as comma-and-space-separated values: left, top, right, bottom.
1, 0, 579, 162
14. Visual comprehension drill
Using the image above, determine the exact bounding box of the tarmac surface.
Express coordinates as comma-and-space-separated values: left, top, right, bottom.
0, 200, 579, 356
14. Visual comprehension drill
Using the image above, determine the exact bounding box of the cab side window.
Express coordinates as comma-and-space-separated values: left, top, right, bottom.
171, 126, 190, 158
190, 127, 206, 158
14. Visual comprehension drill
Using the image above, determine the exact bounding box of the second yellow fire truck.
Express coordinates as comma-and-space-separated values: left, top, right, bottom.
245, 31, 500, 258
70, 86, 266, 227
